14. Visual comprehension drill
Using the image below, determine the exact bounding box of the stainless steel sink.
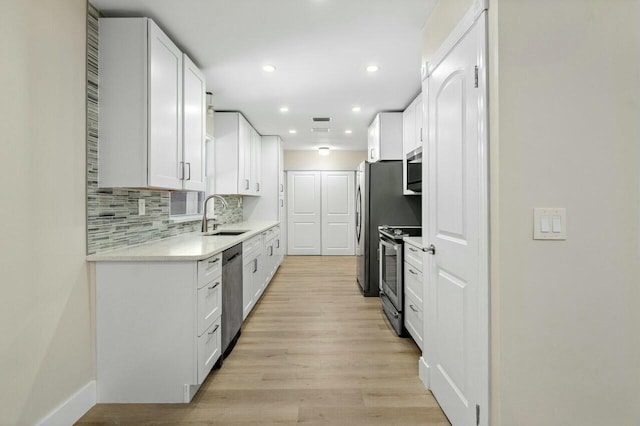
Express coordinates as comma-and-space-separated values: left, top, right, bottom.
204, 230, 249, 236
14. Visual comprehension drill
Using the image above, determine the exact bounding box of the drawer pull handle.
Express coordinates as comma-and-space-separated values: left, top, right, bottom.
208, 282, 220, 290
208, 258, 220, 264
409, 247, 418, 252
409, 304, 419, 313
409, 269, 418, 275
209, 324, 220, 335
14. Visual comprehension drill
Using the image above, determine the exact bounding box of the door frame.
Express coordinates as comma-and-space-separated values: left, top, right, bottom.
420, 0, 490, 425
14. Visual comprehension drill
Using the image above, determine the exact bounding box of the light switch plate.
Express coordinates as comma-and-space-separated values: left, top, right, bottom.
138, 199, 145, 216
534, 208, 566, 240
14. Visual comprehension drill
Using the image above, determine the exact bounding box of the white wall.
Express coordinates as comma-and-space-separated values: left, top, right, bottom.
423, 0, 640, 424
284, 150, 366, 171
0, 1, 93, 424
493, 1, 640, 424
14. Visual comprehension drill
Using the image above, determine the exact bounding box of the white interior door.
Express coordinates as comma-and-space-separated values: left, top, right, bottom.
287, 171, 321, 255
321, 171, 355, 255
423, 9, 489, 426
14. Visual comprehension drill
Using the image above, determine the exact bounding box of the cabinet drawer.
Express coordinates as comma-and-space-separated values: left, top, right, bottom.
197, 279, 222, 336
404, 261, 423, 305
405, 243, 423, 271
243, 235, 262, 261
198, 254, 222, 289
198, 318, 221, 384
404, 293, 423, 350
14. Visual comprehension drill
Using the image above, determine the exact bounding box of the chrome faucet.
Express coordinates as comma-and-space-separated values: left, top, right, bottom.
201, 195, 229, 232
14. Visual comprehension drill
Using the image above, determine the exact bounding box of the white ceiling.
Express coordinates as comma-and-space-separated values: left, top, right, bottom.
91, 0, 436, 151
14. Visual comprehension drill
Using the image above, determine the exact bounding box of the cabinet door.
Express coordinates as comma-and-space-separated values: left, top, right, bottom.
252, 253, 263, 300
242, 259, 254, 320
414, 93, 424, 149
278, 139, 285, 197
367, 115, 380, 162
182, 55, 206, 191
148, 20, 183, 189
403, 102, 416, 154
251, 129, 262, 195
238, 116, 252, 195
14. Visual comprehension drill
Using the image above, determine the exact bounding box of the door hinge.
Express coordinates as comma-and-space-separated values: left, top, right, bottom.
474, 66, 479, 88
476, 404, 480, 425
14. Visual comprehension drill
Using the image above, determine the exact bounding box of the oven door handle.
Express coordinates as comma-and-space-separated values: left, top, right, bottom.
380, 238, 401, 251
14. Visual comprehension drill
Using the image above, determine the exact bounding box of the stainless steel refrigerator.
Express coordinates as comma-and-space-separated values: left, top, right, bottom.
356, 161, 421, 297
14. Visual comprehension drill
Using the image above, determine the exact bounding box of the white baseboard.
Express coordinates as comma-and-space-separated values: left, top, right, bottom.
419, 356, 430, 389
37, 380, 96, 426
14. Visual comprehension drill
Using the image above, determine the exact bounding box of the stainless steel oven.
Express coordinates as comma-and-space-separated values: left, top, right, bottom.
379, 236, 403, 313
378, 225, 422, 336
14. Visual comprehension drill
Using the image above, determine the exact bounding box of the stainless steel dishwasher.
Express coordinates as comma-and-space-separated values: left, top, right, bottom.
221, 243, 243, 359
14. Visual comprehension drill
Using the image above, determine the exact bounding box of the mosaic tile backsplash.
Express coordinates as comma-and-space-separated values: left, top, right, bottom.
86, 6, 241, 255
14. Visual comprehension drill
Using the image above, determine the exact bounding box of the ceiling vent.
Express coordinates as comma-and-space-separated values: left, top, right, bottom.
312, 117, 332, 122
311, 128, 331, 133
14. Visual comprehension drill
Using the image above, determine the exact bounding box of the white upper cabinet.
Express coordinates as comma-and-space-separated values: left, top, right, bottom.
403, 93, 424, 195
243, 135, 284, 221
367, 112, 403, 162
213, 112, 262, 196
403, 93, 423, 156
250, 128, 262, 195
182, 54, 207, 191
98, 18, 205, 191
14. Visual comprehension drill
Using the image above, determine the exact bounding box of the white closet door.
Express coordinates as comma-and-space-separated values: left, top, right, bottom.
287, 172, 321, 255
321, 172, 355, 255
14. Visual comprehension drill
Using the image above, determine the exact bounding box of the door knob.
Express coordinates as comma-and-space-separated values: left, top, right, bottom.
423, 244, 436, 255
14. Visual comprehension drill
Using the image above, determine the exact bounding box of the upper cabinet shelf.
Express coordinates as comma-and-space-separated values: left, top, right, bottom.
98, 18, 206, 191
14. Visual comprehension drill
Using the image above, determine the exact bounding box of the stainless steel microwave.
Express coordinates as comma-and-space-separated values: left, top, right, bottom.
406, 148, 422, 193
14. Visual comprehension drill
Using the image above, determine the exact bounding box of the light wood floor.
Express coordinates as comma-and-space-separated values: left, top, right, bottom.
78, 256, 450, 425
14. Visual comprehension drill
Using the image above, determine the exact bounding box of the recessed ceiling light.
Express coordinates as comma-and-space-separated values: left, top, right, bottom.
262, 64, 276, 72
318, 147, 330, 156
345, 130, 352, 134
289, 129, 297, 134
280, 106, 289, 113
352, 106, 361, 112
366, 65, 379, 73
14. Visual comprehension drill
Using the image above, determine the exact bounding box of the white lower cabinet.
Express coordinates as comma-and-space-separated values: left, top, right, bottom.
197, 318, 221, 384
404, 242, 424, 350
242, 226, 283, 320
405, 292, 423, 350
96, 254, 222, 403
243, 234, 264, 319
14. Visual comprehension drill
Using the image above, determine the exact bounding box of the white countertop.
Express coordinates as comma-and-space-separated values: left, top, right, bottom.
87, 220, 280, 262
403, 236, 423, 249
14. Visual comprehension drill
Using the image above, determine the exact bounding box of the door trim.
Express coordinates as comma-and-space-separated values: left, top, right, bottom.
422, 3, 490, 425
